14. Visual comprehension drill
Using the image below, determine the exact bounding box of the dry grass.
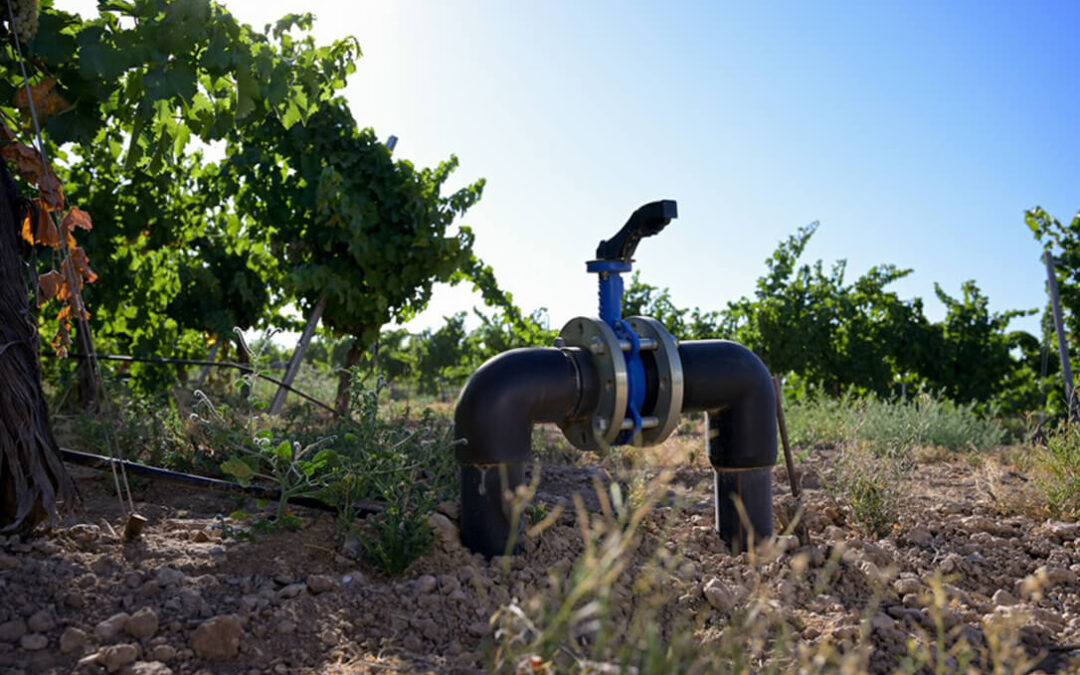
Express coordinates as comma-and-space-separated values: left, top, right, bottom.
488, 470, 1046, 675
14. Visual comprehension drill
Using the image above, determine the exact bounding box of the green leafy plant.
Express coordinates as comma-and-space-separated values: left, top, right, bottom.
826, 444, 902, 539
313, 371, 459, 575
1037, 424, 1080, 519
218, 432, 337, 528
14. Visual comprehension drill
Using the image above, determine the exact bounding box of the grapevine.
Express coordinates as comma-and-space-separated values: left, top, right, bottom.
3, 0, 37, 44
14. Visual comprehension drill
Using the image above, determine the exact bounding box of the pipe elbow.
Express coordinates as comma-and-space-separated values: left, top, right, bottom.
678, 340, 777, 469
454, 348, 582, 465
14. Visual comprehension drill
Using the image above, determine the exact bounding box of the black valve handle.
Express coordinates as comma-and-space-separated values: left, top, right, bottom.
594, 200, 678, 264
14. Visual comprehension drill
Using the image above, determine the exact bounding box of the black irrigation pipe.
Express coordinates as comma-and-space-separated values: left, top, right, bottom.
59, 447, 383, 517
50, 352, 339, 416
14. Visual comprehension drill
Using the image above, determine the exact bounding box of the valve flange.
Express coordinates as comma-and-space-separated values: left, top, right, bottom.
556, 315, 683, 450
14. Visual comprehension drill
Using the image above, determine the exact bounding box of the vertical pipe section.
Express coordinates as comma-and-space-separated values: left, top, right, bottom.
679, 340, 778, 550
454, 348, 598, 557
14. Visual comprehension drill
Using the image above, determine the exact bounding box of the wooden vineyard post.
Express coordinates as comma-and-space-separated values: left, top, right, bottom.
269, 294, 327, 416
1043, 251, 1077, 421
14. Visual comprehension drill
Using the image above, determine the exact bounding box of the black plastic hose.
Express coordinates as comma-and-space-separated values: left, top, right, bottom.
59, 448, 382, 516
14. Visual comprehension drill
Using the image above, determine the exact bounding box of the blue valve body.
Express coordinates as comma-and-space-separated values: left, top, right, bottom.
587, 260, 645, 445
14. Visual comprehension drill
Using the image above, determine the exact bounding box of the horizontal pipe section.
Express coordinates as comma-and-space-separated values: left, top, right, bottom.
678, 340, 778, 549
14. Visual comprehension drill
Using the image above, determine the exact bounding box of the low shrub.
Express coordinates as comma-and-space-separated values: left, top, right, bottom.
1037, 424, 1080, 519
784, 392, 1005, 456
825, 445, 902, 538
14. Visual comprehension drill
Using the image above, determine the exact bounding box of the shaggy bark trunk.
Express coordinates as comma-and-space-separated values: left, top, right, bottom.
335, 340, 363, 416
0, 162, 75, 531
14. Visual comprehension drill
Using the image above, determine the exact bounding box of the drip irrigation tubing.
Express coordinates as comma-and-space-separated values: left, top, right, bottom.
49, 352, 339, 415
59, 447, 382, 517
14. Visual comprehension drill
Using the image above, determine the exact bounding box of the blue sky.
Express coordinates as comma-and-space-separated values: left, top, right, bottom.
62, 1, 1080, 337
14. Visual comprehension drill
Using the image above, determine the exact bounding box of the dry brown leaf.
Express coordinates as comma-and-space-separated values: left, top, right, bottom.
29, 199, 58, 247
36, 270, 63, 306
38, 172, 64, 211
14, 78, 71, 121
67, 246, 97, 284
0, 140, 46, 185
20, 209, 33, 244
62, 207, 92, 232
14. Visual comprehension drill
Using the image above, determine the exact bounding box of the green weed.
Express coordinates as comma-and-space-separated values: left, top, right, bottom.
1037, 424, 1080, 519
785, 391, 1005, 456
826, 445, 902, 539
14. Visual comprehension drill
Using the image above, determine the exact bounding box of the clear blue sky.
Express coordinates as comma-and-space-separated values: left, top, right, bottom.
63, 1, 1080, 337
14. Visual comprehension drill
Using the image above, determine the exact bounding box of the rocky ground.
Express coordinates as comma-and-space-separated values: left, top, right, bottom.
0, 439, 1078, 674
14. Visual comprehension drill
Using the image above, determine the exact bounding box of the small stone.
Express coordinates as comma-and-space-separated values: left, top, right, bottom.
0, 554, 19, 570
416, 575, 438, 594
906, 528, 933, 547
824, 525, 846, 541
1037, 565, 1077, 586
60, 627, 88, 653
148, 644, 176, 662
428, 513, 460, 546
439, 575, 461, 594
276, 620, 296, 634
342, 570, 366, 588
155, 568, 186, 587
26, 609, 54, 633
702, 577, 735, 613
130, 662, 173, 675
992, 589, 1017, 607
63, 592, 86, 608
870, 613, 896, 631
467, 621, 489, 637
277, 583, 305, 599
306, 574, 339, 594
192, 530, 210, 543
95, 612, 131, 641
939, 553, 963, 575
894, 576, 922, 596
101, 643, 140, 672
0, 618, 27, 642
19, 633, 47, 651
1045, 520, 1080, 540
127, 607, 159, 640
190, 614, 243, 660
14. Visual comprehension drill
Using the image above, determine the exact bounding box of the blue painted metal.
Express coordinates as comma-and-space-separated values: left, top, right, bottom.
586, 259, 644, 444
586, 260, 631, 326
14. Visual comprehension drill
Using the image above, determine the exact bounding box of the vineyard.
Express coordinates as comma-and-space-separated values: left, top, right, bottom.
0, 2, 1078, 674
